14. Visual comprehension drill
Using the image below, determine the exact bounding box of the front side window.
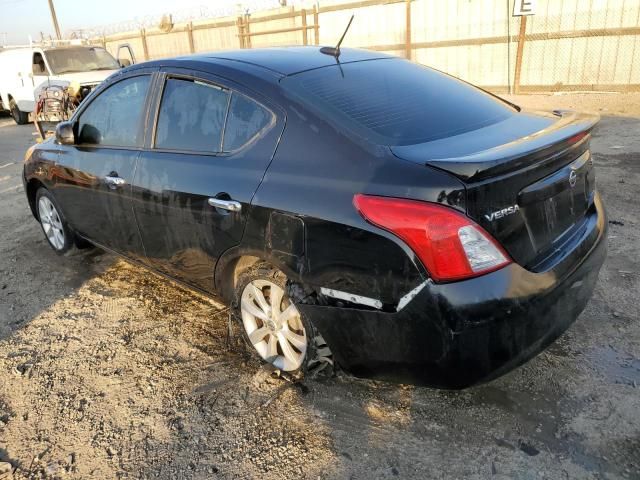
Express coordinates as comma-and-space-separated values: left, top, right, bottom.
33, 52, 47, 75
155, 78, 229, 152
77, 75, 150, 147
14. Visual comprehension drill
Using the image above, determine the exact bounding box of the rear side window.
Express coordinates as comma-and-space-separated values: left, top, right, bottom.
223, 93, 273, 151
77, 75, 150, 147
155, 78, 230, 152
281, 58, 517, 146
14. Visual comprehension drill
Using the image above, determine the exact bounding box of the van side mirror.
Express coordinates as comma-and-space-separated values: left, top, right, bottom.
55, 122, 76, 145
32, 63, 46, 75
117, 43, 136, 67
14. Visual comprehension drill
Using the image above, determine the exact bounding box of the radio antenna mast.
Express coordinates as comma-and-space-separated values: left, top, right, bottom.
320, 14, 354, 58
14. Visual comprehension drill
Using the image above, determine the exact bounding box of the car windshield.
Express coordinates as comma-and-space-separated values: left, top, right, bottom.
281, 58, 517, 146
44, 47, 119, 75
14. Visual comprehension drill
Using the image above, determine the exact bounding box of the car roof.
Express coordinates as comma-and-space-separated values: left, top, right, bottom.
166, 46, 394, 77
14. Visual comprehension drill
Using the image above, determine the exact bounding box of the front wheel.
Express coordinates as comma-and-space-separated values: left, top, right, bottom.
9, 98, 29, 125
36, 188, 74, 254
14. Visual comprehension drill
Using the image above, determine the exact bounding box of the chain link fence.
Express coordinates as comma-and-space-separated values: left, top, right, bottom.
94, 0, 640, 93
520, 0, 640, 92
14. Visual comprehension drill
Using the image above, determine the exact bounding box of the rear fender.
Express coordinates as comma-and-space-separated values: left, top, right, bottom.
214, 244, 308, 304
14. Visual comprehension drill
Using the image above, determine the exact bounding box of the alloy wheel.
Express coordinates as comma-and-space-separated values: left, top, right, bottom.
240, 279, 307, 371
38, 196, 66, 250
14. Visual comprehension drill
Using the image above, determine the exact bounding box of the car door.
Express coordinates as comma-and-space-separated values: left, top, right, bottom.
53, 71, 155, 259
132, 69, 284, 293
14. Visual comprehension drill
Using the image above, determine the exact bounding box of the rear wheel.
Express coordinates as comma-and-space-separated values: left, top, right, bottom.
9, 98, 29, 125
233, 263, 332, 376
36, 188, 74, 254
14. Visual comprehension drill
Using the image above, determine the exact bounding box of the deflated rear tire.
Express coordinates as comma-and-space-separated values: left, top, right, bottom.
232, 263, 333, 378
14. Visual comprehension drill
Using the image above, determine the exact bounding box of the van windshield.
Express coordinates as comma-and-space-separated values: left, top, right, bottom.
281, 58, 517, 146
44, 47, 119, 75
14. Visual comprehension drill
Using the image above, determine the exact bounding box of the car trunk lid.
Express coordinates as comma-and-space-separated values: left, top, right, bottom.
391, 110, 599, 269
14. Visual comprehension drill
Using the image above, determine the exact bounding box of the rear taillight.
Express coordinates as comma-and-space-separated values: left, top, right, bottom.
568, 131, 589, 145
353, 194, 511, 282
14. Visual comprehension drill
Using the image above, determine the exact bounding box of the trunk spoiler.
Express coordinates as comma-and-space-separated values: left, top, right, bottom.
391, 111, 599, 183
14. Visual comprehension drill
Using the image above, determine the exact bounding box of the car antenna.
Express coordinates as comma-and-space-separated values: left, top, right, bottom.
320, 14, 354, 58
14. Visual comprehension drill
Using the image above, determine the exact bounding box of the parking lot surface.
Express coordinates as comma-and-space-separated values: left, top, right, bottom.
0, 93, 639, 479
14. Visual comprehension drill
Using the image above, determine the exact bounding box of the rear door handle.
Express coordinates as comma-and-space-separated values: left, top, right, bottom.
208, 198, 242, 212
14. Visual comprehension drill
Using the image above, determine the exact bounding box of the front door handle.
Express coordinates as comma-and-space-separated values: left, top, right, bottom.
105, 174, 126, 189
208, 197, 242, 212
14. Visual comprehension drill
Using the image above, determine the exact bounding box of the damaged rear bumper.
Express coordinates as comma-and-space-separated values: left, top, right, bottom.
299, 194, 607, 389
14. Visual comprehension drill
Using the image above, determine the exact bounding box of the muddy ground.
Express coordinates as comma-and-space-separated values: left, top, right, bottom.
0, 93, 639, 479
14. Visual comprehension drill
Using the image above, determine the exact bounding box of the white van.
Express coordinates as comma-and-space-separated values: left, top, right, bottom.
0, 44, 127, 124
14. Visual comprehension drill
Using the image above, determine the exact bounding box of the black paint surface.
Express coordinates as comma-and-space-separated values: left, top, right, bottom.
23, 47, 606, 387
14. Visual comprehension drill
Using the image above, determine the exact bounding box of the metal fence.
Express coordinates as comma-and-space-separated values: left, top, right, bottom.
94, 0, 640, 93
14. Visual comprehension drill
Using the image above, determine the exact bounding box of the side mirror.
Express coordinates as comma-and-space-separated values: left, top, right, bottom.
117, 43, 136, 67
32, 63, 46, 75
55, 122, 75, 145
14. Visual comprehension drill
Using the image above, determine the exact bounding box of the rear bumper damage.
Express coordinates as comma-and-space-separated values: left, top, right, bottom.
300, 193, 607, 389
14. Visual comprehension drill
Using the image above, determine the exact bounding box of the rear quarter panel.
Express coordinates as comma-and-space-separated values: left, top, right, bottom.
230, 93, 467, 307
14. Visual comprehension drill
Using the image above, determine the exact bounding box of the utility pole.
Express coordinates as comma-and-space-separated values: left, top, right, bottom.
47, 0, 62, 40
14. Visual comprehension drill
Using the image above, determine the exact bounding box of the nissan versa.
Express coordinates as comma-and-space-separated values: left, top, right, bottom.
22, 47, 606, 388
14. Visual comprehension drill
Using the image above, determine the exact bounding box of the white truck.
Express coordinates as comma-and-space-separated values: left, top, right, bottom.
0, 43, 133, 124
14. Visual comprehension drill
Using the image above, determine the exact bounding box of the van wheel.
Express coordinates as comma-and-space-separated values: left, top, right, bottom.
233, 263, 333, 378
9, 98, 29, 125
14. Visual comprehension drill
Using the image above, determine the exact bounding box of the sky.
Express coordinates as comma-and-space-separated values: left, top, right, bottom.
0, 0, 296, 44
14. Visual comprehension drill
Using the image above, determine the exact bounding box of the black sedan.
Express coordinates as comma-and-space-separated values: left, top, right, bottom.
23, 47, 606, 388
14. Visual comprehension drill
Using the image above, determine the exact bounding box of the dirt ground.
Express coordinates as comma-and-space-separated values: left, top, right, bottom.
0, 93, 639, 480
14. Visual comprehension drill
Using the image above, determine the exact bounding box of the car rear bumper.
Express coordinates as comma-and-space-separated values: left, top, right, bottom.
300, 193, 607, 389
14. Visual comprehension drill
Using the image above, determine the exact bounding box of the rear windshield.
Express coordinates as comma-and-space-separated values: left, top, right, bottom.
281, 58, 517, 146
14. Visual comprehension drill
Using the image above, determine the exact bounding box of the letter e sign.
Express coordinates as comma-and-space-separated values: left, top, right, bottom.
513, 0, 537, 16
